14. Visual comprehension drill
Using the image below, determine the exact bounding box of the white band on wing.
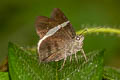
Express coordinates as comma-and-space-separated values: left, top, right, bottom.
37, 21, 70, 53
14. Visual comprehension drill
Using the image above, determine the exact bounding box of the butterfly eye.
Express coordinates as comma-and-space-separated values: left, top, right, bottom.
76, 37, 80, 40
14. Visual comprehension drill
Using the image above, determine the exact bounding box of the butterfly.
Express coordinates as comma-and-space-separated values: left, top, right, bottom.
35, 8, 87, 69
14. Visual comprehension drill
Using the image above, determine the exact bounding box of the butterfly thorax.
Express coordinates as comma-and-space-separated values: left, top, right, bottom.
64, 35, 84, 57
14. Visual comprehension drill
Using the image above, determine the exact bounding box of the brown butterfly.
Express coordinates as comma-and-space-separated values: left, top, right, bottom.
35, 8, 87, 69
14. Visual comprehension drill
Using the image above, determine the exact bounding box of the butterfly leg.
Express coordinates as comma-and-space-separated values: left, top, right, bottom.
75, 53, 78, 63
80, 48, 88, 62
70, 55, 72, 62
59, 53, 67, 70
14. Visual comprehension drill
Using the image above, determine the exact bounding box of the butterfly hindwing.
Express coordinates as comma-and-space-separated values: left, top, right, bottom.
35, 16, 57, 38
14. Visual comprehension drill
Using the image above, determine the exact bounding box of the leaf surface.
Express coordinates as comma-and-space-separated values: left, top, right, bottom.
8, 42, 104, 80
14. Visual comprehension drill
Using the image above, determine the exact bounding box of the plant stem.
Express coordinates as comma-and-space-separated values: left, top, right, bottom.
76, 27, 120, 35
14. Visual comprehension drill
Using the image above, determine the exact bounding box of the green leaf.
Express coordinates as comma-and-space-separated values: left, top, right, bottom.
0, 72, 9, 80
8, 42, 104, 80
58, 50, 104, 80
103, 66, 120, 80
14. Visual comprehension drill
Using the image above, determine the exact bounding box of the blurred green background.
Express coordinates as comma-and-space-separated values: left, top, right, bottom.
0, 0, 120, 68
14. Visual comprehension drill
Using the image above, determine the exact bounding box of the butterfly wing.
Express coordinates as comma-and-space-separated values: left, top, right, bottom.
51, 8, 76, 39
35, 16, 57, 38
35, 8, 76, 62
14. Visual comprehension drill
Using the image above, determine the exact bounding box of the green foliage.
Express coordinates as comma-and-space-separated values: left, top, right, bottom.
0, 72, 9, 80
103, 66, 120, 80
8, 42, 104, 80
0, 42, 119, 80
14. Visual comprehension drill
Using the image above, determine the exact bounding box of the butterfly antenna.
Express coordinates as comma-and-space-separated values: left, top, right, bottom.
79, 27, 101, 35
79, 28, 88, 35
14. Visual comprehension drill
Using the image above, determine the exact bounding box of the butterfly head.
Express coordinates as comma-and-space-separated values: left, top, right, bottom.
75, 35, 84, 43
72, 35, 84, 50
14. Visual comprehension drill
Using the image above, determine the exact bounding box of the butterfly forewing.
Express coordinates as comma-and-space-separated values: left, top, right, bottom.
51, 8, 68, 22
35, 8, 76, 62
51, 8, 76, 39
